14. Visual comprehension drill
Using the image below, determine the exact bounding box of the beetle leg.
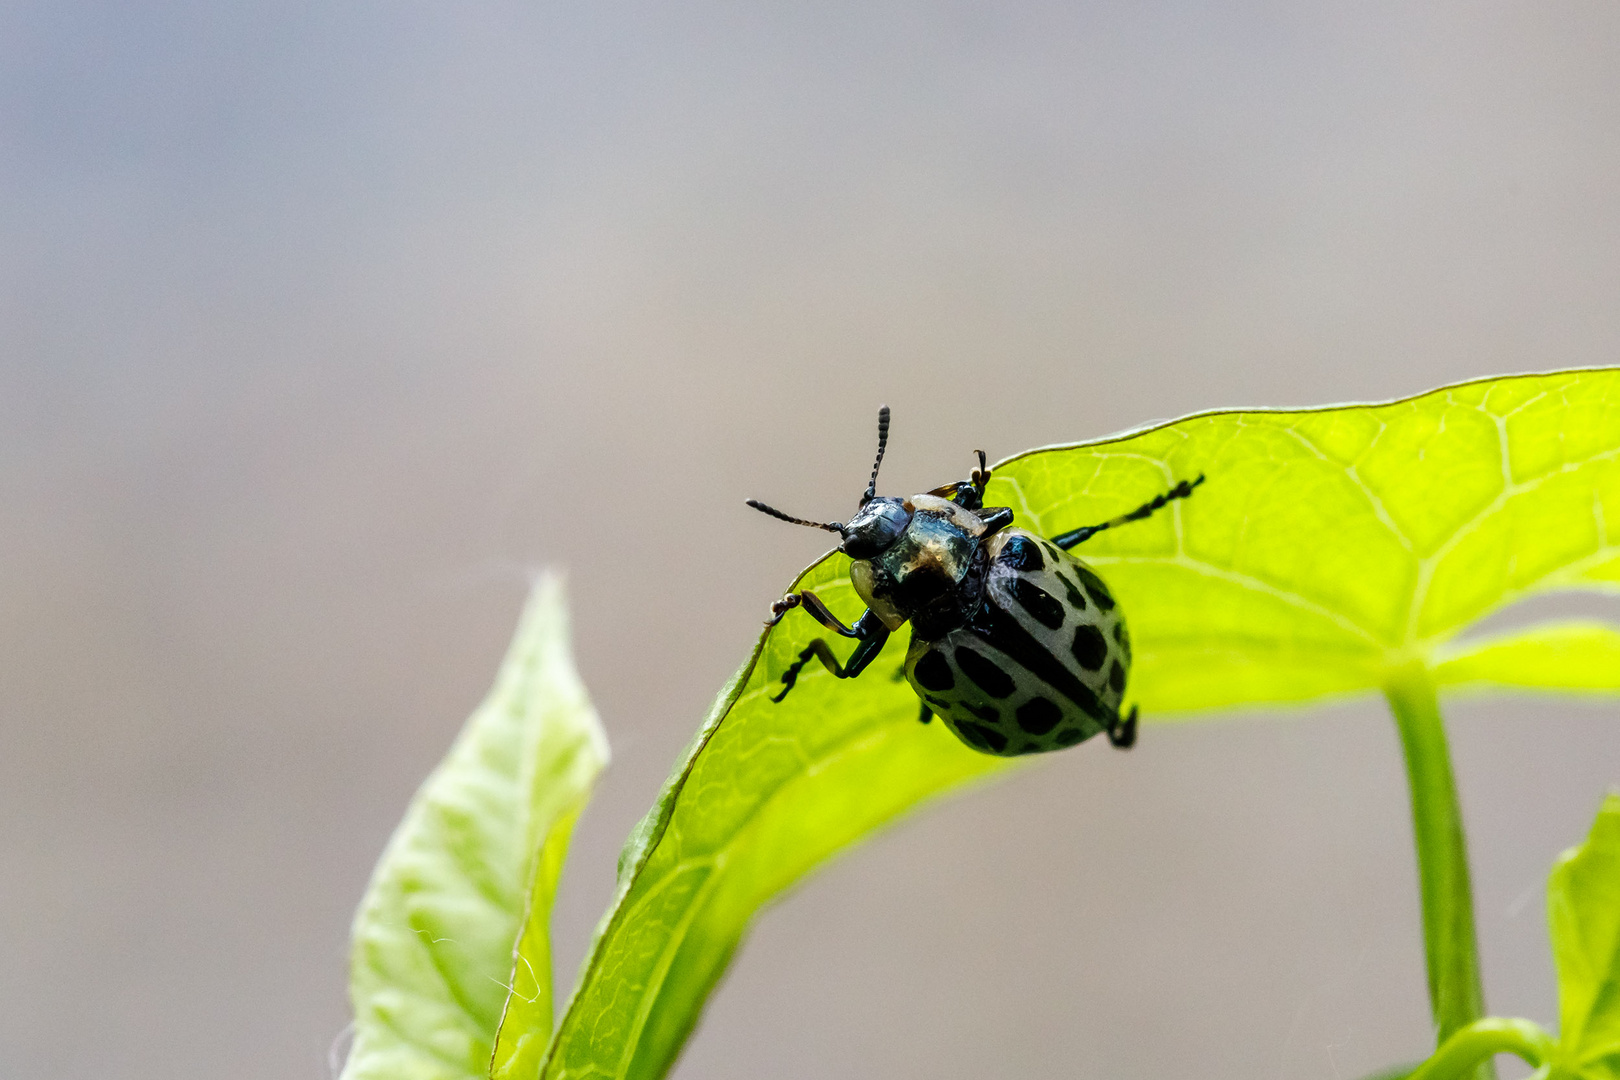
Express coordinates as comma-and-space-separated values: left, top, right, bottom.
841, 622, 890, 676
767, 590, 861, 636
894, 663, 936, 721
1106, 705, 1138, 749
1051, 474, 1205, 550
929, 450, 993, 510
771, 640, 843, 702
771, 615, 891, 703
976, 506, 1014, 535
968, 449, 990, 506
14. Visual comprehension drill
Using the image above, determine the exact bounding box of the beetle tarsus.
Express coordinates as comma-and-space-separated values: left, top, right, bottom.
970, 449, 990, 500
773, 639, 844, 701
1106, 705, 1138, 749
765, 593, 803, 626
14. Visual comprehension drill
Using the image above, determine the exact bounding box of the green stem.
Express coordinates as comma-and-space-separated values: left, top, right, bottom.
1383, 660, 1493, 1080
1406, 1018, 1556, 1080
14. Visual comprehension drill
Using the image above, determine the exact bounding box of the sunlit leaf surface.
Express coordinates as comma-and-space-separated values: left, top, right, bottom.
341, 575, 608, 1080
536, 369, 1620, 1080
1435, 622, 1620, 692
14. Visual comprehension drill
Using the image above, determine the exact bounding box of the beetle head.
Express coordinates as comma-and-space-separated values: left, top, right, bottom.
838, 495, 911, 559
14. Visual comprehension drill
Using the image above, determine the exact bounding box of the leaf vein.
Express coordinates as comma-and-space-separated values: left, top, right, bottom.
1280, 425, 1417, 553
1405, 444, 1620, 641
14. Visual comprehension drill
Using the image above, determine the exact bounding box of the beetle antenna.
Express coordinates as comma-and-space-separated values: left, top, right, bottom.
861, 405, 891, 505
746, 499, 845, 534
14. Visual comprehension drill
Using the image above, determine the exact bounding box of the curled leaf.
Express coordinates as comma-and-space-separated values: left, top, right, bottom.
342, 575, 608, 1080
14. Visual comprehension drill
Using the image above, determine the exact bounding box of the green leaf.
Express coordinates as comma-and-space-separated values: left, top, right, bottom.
540, 369, 1620, 1080
1550, 793, 1620, 1079
341, 574, 608, 1080
540, 553, 1011, 1080
1435, 622, 1620, 692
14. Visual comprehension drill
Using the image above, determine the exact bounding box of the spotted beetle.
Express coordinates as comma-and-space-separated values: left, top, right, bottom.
748, 406, 1203, 757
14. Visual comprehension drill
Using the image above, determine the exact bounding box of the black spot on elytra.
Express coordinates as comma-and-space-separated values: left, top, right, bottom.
912, 649, 955, 692
1072, 565, 1116, 611
1010, 578, 1065, 630
1071, 624, 1109, 671
925, 695, 951, 710
1053, 726, 1088, 748
1054, 569, 1088, 611
953, 721, 990, 751
1015, 696, 1062, 735
1113, 621, 1131, 663
1041, 541, 1063, 562
955, 646, 1016, 698
999, 535, 1044, 572
1108, 659, 1126, 694
966, 601, 1107, 722
962, 700, 1001, 723
970, 723, 1008, 753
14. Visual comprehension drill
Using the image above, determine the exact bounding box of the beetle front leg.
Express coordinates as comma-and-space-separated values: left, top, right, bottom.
766, 590, 862, 636
771, 611, 891, 703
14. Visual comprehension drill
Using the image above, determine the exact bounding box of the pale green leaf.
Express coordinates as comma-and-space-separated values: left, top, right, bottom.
1435, 622, 1620, 692
1550, 793, 1620, 1080
490, 804, 588, 1079
341, 574, 608, 1080
538, 368, 1620, 1080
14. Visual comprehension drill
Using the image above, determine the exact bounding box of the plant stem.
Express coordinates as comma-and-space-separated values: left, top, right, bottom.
1405, 1018, 1555, 1080
1383, 660, 1494, 1080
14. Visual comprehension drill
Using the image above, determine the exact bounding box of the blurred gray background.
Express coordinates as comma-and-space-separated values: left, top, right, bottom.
3, 2, 1619, 1078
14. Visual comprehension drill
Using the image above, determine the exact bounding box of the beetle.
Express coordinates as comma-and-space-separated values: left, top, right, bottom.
747, 406, 1202, 757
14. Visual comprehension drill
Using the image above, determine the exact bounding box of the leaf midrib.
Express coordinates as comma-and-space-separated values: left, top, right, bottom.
561, 686, 983, 1080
